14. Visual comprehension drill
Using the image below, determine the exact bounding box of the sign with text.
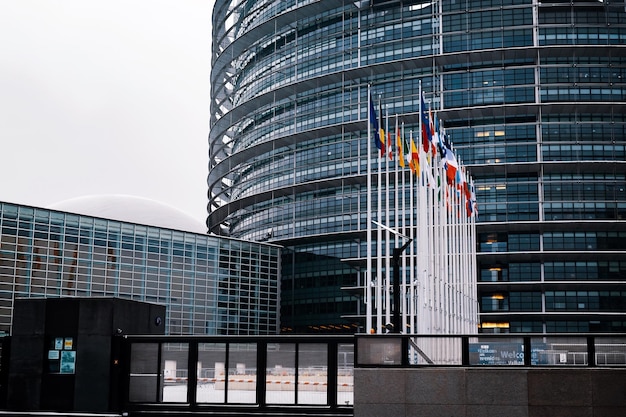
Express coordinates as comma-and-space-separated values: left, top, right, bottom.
469, 342, 547, 365
48, 335, 77, 374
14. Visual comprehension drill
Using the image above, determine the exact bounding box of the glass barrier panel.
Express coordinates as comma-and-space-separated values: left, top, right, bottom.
129, 343, 159, 402
357, 337, 402, 365
411, 337, 463, 365
161, 342, 189, 402
197, 342, 227, 403
469, 337, 525, 365
266, 342, 295, 404
227, 342, 257, 404
337, 343, 354, 406
595, 337, 626, 366
297, 343, 327, 405
531, 336, 587, 366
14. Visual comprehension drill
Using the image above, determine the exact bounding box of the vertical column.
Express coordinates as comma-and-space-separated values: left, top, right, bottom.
187, 341, 198, 406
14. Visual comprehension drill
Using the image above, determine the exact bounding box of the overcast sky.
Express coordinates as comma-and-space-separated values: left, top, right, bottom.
0, 0, 212, 225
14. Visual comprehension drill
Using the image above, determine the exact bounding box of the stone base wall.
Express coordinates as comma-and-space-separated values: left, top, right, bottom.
355, 368, 626, 417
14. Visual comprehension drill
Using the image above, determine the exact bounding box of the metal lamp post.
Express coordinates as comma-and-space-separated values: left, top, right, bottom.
391, 239, 413, 333
374, 221, 413, 334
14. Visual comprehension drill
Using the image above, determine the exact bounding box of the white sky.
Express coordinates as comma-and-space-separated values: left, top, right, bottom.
0, 0, 212, 225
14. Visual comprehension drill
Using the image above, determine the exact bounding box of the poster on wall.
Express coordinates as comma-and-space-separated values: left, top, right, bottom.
48, 335, 77, 374
60, 350, 76, 374
64, 337, 73, 350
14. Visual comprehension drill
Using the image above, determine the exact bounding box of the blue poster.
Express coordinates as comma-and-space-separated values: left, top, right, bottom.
60, 350, 76, 374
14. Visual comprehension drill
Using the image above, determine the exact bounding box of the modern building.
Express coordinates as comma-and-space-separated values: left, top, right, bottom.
0, 198, 281, 335
208, 0, 626, 333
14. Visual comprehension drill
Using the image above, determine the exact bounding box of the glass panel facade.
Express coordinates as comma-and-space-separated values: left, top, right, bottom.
210, 0, 626, 334
0, 202, 280, 335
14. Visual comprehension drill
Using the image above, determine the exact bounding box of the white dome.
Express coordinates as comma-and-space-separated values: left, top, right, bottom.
48, 195, 206, 234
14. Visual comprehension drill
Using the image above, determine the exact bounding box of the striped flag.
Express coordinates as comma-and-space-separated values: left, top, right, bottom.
396, 116, 405, 168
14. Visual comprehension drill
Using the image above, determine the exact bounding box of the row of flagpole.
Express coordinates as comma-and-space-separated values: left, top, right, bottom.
365, 82, 479, 353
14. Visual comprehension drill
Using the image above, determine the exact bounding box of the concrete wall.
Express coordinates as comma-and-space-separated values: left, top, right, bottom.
355, 367, 626, 417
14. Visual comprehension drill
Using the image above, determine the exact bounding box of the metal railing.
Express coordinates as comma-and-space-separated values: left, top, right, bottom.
116, 334, 355, 415
114, 333, 625, 415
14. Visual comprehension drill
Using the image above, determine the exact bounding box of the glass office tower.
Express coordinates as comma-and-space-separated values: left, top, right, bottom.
208, 0, 626, 333
0, 202, 280, 335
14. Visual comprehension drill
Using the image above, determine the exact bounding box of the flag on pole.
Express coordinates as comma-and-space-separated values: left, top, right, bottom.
436, 119, 446, 155
396, 116, 405, 168
467, 177, 478, 218
458, 166, 471, 201
421, 148, 436, 189
442, 145, 459, 185
369, 93, 382, 153
456, 165, 466, 195
429, 107, 438, 157
436, 167, 442, 201
378, 101, 386, 157
410, 135, 420, 175
421, 92, 432, 152
403, 129, 411, 169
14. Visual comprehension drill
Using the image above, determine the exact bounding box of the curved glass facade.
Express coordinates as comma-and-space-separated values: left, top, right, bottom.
209, 0, 626, 333
0, 202, 280, 335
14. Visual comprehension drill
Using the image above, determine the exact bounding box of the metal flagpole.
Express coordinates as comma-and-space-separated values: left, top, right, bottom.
408, 130, 416, 333
366, 86, 373, 333
384, 106, 391, 328
395, 115, 406, 333
376, 97, 383, 333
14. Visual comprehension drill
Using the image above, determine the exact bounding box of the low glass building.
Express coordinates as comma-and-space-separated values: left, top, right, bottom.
0, 201, 281, 335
